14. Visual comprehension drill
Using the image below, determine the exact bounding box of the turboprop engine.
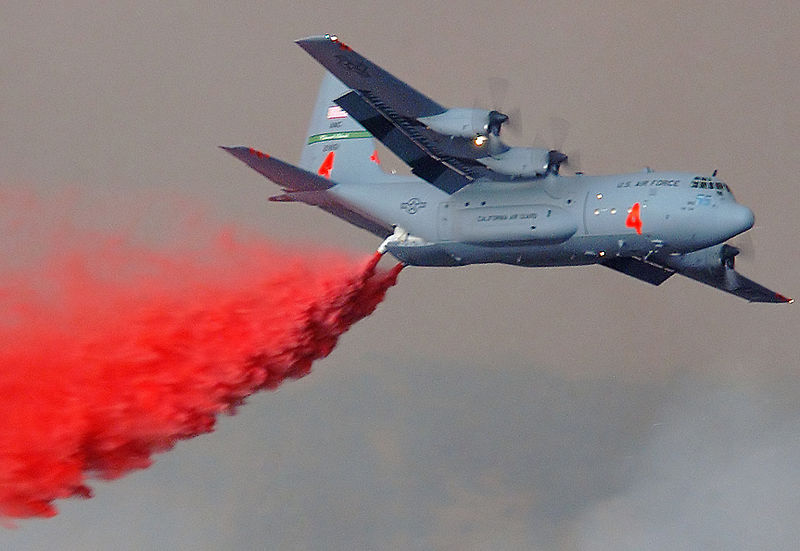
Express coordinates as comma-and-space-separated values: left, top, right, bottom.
660, 243, 740, 273
417, 108, 559, 178
418, 108, 508, 138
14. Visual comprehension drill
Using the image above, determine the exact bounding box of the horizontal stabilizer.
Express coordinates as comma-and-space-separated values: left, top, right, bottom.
220, 146, 335, 191
221, 146, 391, 238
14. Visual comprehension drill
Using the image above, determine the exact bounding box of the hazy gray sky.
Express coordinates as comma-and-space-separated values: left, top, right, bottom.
2, 2, 799, 549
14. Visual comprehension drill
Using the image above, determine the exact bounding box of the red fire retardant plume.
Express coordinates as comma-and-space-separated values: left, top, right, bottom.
0, 207, 402, 520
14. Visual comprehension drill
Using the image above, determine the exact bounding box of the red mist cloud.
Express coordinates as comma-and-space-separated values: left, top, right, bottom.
0, 191, 402, 520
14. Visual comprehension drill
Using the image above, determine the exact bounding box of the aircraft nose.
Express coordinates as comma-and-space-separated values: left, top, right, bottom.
729, 204, 755, 236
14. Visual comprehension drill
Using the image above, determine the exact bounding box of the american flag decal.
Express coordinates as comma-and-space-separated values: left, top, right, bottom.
326, 105, 348, 119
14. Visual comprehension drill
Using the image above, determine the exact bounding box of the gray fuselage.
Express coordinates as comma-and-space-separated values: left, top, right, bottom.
327, 170, 754, 267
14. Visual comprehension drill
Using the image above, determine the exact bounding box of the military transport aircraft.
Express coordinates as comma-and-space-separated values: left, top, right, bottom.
222, 34, 791, 303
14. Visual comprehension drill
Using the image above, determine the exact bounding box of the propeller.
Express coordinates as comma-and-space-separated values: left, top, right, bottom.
472, 77, 522, 141
721, 243, 740, 269
728, 226, 759, 281
548, 117, 583, 172
720, 243, 741, 289
471, 79, 586, 174
549, 116, 570, 152
487, 77, 523, 137
547, 150, 569, 173
730, 228, 756, 263
487, 110, 509, 136
531, 117, 581, 174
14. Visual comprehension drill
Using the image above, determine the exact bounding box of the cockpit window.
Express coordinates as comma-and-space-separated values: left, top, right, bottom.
691, 176, 732, 196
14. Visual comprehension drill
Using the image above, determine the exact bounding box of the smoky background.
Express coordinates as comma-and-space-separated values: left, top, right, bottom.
2, 2, 798, 549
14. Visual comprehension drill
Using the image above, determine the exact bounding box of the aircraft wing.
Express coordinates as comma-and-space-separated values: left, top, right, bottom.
295, 35, 445, 118
296, 35, 497, 192
602, 253, 792, 303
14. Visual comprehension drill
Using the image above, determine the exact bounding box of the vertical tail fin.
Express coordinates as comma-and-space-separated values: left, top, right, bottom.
299, 72, 385, 184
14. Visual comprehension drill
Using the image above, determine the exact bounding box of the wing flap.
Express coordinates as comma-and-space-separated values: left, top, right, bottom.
601, 256, 675, 286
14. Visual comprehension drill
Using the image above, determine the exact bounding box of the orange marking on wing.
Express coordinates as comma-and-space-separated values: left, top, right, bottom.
318, 151, 335, 179
625, 202, 643, 234
370, 150, 380, 165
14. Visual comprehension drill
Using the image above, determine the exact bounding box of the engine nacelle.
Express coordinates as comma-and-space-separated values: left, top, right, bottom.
417, 108, 492, 138
478, 147, 550, 178
658, 244, 739, 273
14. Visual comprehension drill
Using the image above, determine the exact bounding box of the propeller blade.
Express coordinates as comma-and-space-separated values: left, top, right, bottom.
504, 106, 523, 137
731, 229, 756, 263
721, 243, 740, 269
485, 77, 522, 137
531, 129, 546, 149
548, 150, 568, 171
564, 150, 581, 170
487, 77, 509, 112
487, 110, 509, 136
549, 116, 570, 152
729, 227, 759, 278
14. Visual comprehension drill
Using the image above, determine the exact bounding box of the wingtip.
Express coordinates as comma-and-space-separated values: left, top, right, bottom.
777, 293, 794, 304
295, 34, 338, 45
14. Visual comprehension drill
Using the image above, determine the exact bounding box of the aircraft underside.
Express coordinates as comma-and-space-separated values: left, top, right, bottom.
384, 237, 638, 268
